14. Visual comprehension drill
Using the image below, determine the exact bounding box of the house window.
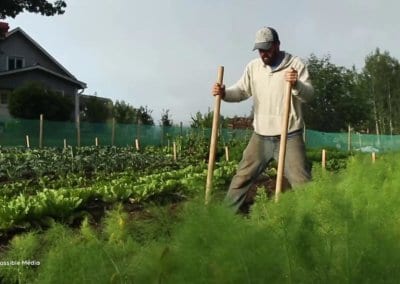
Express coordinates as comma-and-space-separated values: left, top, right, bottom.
8, 56, 24, 70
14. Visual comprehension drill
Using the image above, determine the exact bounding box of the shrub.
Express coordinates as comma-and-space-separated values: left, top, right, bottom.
8, 81, 73, 121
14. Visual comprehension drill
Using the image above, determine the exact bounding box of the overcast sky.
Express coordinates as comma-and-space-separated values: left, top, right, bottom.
6, 0, 400, 125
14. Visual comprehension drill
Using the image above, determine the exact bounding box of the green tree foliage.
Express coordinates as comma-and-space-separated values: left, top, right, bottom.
190, 110, 212, 128
0, 0, 66, 19
8, 81, 73, 121
361, 48, 400, 135
160, 109, 173, 127
190, 109, 227, 128
80, 95, 112, 123
113, 100, 136, 124
111, 102, 154, 125
137, 105, 154, 125
304, 54, 370, 132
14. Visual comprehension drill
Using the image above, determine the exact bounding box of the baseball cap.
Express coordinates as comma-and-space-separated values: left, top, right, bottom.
252, 27, 280, 51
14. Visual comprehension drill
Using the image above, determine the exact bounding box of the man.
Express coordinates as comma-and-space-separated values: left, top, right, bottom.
212, 26, 313, 212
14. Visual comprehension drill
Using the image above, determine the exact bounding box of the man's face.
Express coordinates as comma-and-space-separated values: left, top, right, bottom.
258, 43, 279, 66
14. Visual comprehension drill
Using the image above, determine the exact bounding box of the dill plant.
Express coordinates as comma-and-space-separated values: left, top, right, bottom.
138, 153, 400, 283
33, 208, 140, 283
0, 232, 41, 283
247, 152, 400, 283
2, 153, 400, 283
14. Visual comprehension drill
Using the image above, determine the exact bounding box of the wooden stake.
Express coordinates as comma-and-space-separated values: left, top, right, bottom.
372, 152, 376, 163
225, 146, 229, 161
135, 138, 140, 151
173, 142, 177, 161
322, 149, 326, 169
25, 135, 30, 148
63, 139, 67, 149
39, 114, 44, 148
95, 137, 99, 147
205, 66, 224, 204
275, 81, 293, 202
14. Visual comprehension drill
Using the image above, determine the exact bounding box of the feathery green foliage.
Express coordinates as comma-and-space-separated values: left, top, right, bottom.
1, 153, 400, 283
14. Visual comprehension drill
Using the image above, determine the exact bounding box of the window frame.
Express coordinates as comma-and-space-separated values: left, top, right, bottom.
7, 56, 25, 71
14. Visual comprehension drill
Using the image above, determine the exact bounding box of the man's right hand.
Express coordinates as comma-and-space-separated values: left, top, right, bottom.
212, 83, 225, 98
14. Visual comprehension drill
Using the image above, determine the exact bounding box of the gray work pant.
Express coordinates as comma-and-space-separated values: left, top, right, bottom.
225, 131, 311, 210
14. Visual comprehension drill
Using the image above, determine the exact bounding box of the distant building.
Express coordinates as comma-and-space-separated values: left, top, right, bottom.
79, 93, 113, 121
227, 116, 253, 129
0, 22, 87, 119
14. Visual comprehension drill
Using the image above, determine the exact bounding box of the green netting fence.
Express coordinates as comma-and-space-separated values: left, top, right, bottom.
305, 129, 400, 152
0, 117, 399, 152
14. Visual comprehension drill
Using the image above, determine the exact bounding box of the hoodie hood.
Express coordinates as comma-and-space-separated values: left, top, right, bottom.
271, 51, 294, 72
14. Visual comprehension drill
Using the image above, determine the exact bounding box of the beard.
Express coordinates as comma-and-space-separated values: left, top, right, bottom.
262, 57, 271, 65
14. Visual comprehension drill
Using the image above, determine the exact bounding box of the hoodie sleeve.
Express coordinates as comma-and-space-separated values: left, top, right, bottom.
291, 58, 314, 103
223, 63, 252, 102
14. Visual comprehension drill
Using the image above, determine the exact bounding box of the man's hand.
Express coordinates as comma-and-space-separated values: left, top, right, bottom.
212, 83, 225, 97
285, 68, 298, 86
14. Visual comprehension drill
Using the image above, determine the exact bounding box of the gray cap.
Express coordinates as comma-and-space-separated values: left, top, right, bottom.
252, 27, 280, 51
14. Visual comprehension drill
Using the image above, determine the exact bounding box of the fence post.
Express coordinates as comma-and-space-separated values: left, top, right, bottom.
161, 125, 164, 146
347, 124, 352, 151
322, 149, 326, 169
111, 118, 116, 146
39, 114, 44, 148
136, 120, 141, 141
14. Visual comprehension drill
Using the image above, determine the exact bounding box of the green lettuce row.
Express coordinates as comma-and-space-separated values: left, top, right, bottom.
0, 162, 237, 230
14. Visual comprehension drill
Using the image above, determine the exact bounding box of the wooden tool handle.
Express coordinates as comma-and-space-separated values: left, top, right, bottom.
205, 66, 224, 204
275, 81, 292, 202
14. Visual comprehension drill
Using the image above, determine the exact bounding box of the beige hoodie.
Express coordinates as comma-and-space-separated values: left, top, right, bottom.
224, 52, 313, 136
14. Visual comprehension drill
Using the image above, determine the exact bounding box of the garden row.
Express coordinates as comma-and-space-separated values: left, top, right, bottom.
0, 160, 236, 231
0, 152, 399, 283
0, 143, 350, 183
0, 142, 352, 235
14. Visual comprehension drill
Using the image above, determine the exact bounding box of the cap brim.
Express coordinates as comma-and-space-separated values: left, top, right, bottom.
252, 42, 273, 51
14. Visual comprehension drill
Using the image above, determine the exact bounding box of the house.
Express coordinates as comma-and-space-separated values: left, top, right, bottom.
0, 22, 87, 119
79, 93, 113, 121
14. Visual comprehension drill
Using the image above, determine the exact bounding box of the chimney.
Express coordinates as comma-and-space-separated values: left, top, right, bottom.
0, 22, 10, 39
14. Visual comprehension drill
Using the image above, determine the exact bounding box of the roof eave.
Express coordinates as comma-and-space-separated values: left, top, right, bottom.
0, 65, 87, 89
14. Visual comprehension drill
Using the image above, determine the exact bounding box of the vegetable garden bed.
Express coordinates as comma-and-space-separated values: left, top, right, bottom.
2, 143, 384, 283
